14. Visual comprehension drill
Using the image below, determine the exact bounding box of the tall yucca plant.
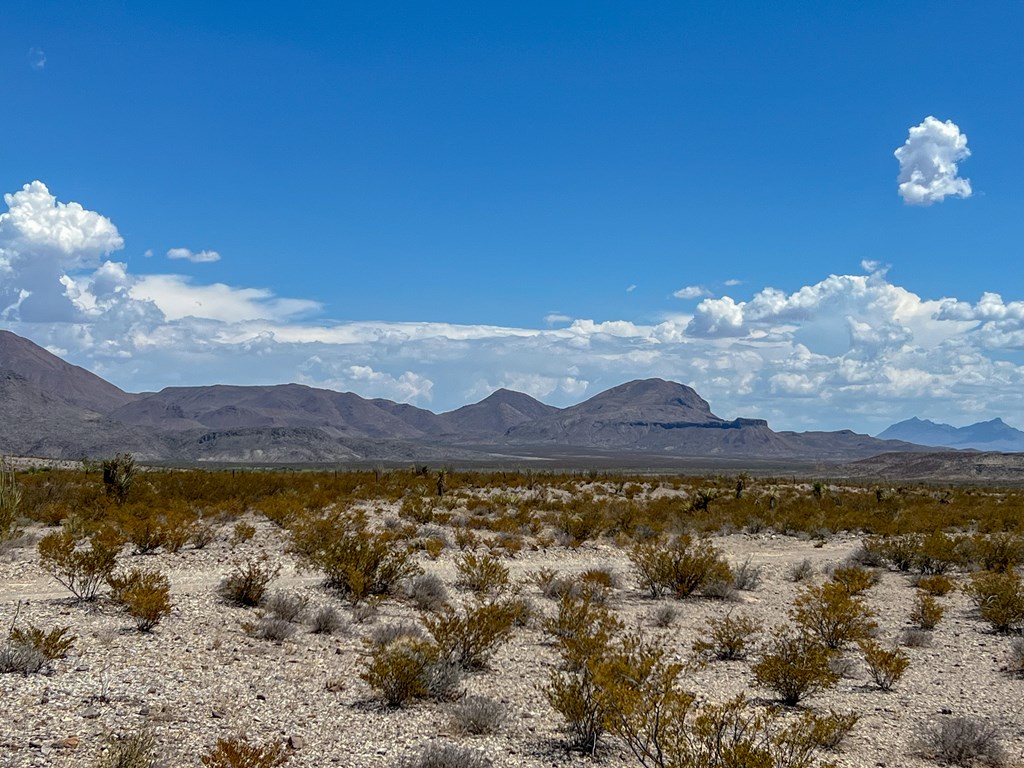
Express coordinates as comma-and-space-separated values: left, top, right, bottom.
0, 458, 21, 542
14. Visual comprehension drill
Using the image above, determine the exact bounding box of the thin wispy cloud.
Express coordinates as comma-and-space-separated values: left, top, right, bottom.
895, 116, 972, 206
544, 312, 571, 324
673, 285, 710, 300
626, 284, 637, 293
27, 47, 46, 71
167, 247, 221, 263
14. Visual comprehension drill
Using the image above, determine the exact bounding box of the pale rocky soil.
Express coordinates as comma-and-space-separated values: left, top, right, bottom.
2, 508, 1024, 768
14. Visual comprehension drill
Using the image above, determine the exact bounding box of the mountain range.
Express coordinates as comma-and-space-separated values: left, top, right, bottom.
877, 417, 1024, 452
0, 328, 950, 465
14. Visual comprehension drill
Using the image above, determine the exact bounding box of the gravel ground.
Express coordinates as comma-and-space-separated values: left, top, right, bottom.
2, 512, 1023, 768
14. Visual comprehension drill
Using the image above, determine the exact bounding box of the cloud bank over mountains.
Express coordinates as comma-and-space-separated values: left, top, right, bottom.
0, 181, 1020, 432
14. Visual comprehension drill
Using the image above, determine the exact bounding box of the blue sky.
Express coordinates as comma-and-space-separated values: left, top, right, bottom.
2, 2, 1024, 432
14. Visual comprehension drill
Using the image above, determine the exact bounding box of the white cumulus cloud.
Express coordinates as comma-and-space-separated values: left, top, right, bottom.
895, 116, 972, 206
167, 247, 221, 263
9, 180, 1024, 433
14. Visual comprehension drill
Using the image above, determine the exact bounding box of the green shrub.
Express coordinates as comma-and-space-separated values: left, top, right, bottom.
858, 639, 910, 691
691, 612, 762, 661
595, 632, 855, 767
361, 631, 443, 707
791, 582, 877, 649
101, 453, 137, 504
628, 535, 732, 599
964, 570, 1024, 633
291, 509, 420, 603
454, 552, 510, 597
200, 735, 289, 768
38, 526, 121, 601
218, 555, 280, 608
910, 593, 944, 630
422, 598, 518, 671
0, 459, 22, 543
752, 628, 840, 706
108, 567, 172, 631
830, 564, 878, 595
541, 593, 623, 753
9, 622, 75, 661
914, 531, 963, 574
915, 574, 955, 596
229, 520, 257, 547
971, 532, 1024, 574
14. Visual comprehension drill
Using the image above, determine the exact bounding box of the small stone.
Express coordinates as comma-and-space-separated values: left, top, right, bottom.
256, 693, 266, 701
81, 707, 100, 719
940, 708, 953, 715
211, 709, 224, 719
287, 735, 304, 750
63, 737, 81, 749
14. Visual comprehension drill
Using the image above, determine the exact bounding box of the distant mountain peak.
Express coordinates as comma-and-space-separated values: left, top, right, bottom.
879, 416, 1024, 452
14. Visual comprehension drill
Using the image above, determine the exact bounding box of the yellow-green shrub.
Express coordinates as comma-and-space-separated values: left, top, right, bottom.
791, 582, 876, 649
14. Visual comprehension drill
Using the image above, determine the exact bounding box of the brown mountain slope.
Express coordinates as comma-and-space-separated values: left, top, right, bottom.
109, 384, 429, 439
503, 378, 793, 454
0, 330, 134, 413
0, 371, 166, 459
439, 388, 559, 440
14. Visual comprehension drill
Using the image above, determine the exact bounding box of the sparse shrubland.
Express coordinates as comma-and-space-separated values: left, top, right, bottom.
4, 465, 1024, 765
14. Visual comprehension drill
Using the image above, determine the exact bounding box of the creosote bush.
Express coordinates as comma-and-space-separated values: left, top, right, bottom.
291, 509, 420, 603
752, 628, 840, 706
964, 570, 1024, 633
219, 555, 280, 608
858, 639, 910, 691
422, 598, 519, 671
910, 593, 945, 630
38, 526, 121, 601
791, 582, 876, 649
916, 574, 955, 596
200, 735, 290, 768
629, 535, 732, 599
830, 564, 878, 595
691, 612, 761, 661
108, 567, 172, 631
361, 625, 459, 706
454, 552, 510, 596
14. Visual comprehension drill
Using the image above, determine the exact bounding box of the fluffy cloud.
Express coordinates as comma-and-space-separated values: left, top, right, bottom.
673, 285, 710, 300
7, 181, 1024, 430
0, 181, 124, 321
167, 247, 221, 263
895, 117, 972, 206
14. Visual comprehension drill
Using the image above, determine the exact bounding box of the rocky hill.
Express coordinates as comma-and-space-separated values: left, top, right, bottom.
0, 329, 933, 464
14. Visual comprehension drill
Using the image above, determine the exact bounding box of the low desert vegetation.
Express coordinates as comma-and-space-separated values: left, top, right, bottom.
5, 460, 1024, 765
